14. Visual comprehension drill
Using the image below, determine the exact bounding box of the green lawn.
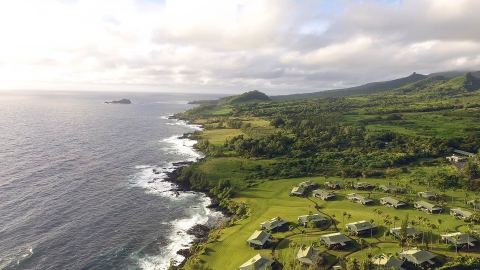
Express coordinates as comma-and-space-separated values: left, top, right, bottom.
200, 128, 243, 146
344, 109, 480, 139
192, 176, 480, 269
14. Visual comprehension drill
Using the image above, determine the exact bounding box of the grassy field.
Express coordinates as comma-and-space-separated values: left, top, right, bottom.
179, 83, 480, 269
200, 128, 243, 146
192, 176, 480, 269
344, 109, 480, 139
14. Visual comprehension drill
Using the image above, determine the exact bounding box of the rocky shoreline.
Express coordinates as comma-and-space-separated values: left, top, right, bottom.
161, 127, 229, 269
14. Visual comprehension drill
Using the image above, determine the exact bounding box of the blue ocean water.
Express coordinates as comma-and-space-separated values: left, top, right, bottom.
0, 91, 222, 270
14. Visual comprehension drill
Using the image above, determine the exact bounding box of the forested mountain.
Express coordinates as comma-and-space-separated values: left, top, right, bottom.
272, 70, 480, 101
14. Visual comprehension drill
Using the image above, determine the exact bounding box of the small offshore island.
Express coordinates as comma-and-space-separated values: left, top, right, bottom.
172, 72, 480, 270
105, 98, 132, 104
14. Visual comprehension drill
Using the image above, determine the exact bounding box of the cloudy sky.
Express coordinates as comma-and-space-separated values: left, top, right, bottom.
1, 0, 480, 94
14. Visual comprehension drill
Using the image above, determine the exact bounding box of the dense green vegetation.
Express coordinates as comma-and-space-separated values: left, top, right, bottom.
174, 71, 480, 270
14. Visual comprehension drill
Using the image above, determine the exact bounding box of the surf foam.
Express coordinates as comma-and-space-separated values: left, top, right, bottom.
131, 118, 223, 270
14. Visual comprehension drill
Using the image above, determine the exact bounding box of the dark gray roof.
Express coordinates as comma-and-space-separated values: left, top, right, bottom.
247, 230, 271, 246
260, 217, 287, 230
390, 226, 420, 237
442, 232, 478, 246
346, 220, 376, 232
399, 249, 436, 265
298, 214, 328, 224
454, 149, 475, 157
415, 201, 442, 211
320, 232, 351, 246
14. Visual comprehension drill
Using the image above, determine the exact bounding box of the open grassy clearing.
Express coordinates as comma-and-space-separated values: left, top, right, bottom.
194, 157, 275, 189
194, 175, 480, 269
199, 128, 244, 146
344, 109, 480, 139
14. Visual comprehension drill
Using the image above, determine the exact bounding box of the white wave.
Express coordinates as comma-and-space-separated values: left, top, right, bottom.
137, 196, 223, 270
0, 245, 34, 269
161, 135, 204, 162
159, 115, 171, 120
130, 117, 222, 270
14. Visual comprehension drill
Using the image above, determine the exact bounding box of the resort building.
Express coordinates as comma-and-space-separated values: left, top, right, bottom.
290, 186, 306, 196
319, 232, 353, 249
239, 254, 274, 270
353, 182, 376, 190
417, 191, 438, 200
467, 199, 480, 210
345, 220, 376, 236
390, 226, 421, 239
441, 232, 478, 249
325, 181, 341, 189
414, 201, 443, 214
296, 246, 322, 266
450, 208, 473, 221
453, 149, 475, 157
259, 217, 287, 231
347, 193, 374, 205
312, 189, 336, 200
372, 255, 405, 270
379, 184, 405, 194
299, 180, 317, 190
380, 196, 408, 208
399, 249, 438, 268
246, 230, 272, 249
298, 214, 329, 227
446, 154, 466, 163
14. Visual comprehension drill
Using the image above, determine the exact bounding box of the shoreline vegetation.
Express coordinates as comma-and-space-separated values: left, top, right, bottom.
169, 72, 480, 270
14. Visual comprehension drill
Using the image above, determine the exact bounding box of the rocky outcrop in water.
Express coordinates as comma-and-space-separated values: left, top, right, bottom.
105, 98, 131, 104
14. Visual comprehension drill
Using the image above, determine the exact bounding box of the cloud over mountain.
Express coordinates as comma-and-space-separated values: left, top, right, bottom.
1, 0, 479, 93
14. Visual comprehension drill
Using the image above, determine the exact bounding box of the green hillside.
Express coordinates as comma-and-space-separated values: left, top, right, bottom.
272, 71, 480, 101
176, 70, 480, 270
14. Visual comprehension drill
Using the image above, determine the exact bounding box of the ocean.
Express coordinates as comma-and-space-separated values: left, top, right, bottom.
0, 91, 223, 270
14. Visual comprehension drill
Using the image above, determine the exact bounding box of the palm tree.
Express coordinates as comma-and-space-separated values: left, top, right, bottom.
393, 216, 400, 228
437, 219, 443, 243
369, 219, 375, 238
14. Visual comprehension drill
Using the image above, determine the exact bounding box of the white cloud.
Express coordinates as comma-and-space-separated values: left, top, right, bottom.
0, 0, 479, 94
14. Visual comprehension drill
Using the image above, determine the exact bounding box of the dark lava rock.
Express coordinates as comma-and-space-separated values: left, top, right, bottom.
186, 224, 210, 239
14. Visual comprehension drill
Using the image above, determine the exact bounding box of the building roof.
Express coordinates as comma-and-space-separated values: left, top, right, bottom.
381, 196, 407, 206
454, 149, 475, 157
239, 254, 274, 270
296, 246, 320, 265
441, 232, 478, 246
260, 217, 287, 230
450, 208, 473, 218
372, 255, 405, 270
291, 186, 306, 195
346, 220, 376, 232
299, 180, 315, 188
313, 189, 335, 197
320, 232, 351, 246
399, 249, 436, 265
247, 230, 271, 246
354, 182, 374, 188
325, 181, 341, 186
417, 191, 437, 198
415, 200, 442, 210
467, 200, 480, 209
298, 214, 328, 224
347, 193, 374, 204
380, 184, 403, 191
390, 226, 420, 237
